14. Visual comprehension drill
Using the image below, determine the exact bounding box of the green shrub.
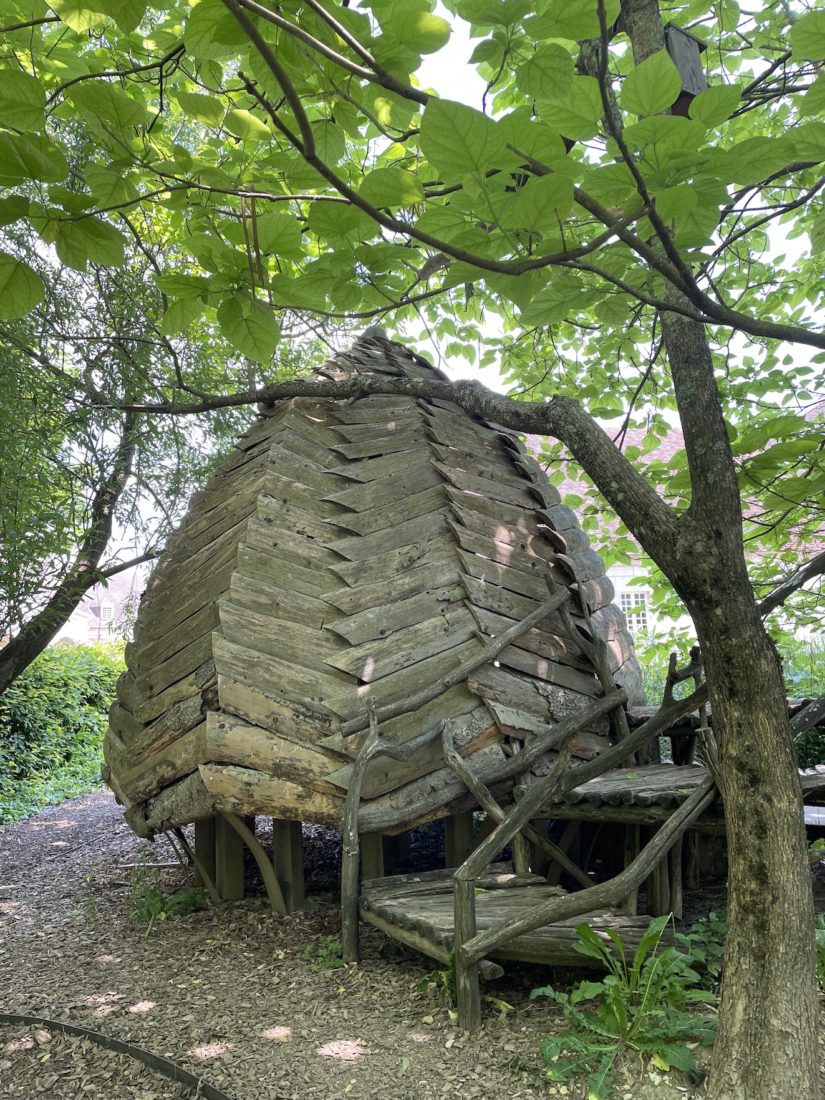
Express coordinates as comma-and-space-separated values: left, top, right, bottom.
0, 643, 123, 823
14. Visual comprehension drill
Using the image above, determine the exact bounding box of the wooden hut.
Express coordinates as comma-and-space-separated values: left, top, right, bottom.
103, 330, 643, 876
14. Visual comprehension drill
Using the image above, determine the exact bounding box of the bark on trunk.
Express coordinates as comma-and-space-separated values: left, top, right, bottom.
694, 598, 817, 1100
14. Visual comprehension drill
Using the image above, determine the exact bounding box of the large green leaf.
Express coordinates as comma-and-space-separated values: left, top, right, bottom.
620, 50, 682, 116
224, 109, 271, 142
69, 82, 147, 130
254, 211, 303, 258
391, 10, 450, 54
358, 166, 424, 208
175, 92, 225, 127
0, 69, 46, 132
515, 43, 574, 102
49, 0, 107, 33
0, 133, 69, 185
689, 84, 742, 128
0, 253, 45, 319
419, 98, 506, 179
55, 216, 126, 269
541, 0, 620, 40
102, 0, 146, 33
791, 11, 825, 60
540, 77, 603, 142
185, 0, 251, 60
217, 292, 280, 360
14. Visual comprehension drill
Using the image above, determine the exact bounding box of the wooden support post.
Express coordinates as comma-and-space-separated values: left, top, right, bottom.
445, 812, 474, 868
194, 817, 216, 889
685, 831, 701, 890
360, 832, 385, 880
528, 820, 551, 877
647, 827, 671, 916
215, 814, 245, 901
383, 831, 410, 874
272, 819, 304, 913
622, 824, 640, 916
454, 879, 481, 1030
547, 822, 580, 885
670, 835, 684, 919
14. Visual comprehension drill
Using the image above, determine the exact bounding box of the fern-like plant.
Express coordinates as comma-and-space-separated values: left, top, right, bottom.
531, 915, 717, 1099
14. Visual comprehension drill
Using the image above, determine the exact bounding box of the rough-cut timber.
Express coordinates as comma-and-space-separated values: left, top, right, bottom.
105, 331, 643, 837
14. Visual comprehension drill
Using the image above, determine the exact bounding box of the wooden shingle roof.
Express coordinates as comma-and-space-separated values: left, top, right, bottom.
104, 331, 642, 837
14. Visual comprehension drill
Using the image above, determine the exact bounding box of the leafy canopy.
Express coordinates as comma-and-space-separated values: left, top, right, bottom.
0, 0, 822, 621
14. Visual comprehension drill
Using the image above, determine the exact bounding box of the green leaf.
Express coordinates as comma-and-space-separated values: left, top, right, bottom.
0, 68, 46, 132
620, 50, 682, 116
217, 292, 280, 360
420, 98, 507, 179
540, 76, 603, 141
515, 43, 574, 102
160, 296, 203, 335
224, 109, 271, 142
392, 10, 450, 54
175, 92, 225, 127
358, 166, 424, 208
0, 133, 69, 185
0, 196, 30, 227
103, 0, 146, 33
69, 83, 147, 130
85, 164, 139, 208
542, 0, 620, 41
801, 74, 825, 118
499, 174, 574, 232
0, 253, 45, 318
185, 0, 248, 60
689, 84, 742, 128
791, 11, 825, 60
55, 217, 126, 269
153, 272, 210, 298
50, 0, 107, 32
254, 211, 303, 258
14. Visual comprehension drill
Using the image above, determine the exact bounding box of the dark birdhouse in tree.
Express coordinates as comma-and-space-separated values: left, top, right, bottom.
665, 23, 708, 116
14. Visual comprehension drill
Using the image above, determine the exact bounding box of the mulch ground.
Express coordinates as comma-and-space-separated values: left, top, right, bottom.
0, 791, 729, 1099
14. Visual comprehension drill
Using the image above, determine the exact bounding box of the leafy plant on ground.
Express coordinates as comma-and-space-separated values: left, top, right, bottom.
129, 866, 204, 937
300, 934, 344, 971
675, 912, 726, 993
531, 916, 717, 1099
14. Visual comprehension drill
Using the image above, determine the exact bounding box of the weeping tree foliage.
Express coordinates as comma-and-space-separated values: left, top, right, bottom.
0, 0, 824, 1097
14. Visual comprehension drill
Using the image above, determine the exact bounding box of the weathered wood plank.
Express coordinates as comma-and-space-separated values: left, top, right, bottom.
469, 663, 604, 720
217, 675, 342, 745
272, 819, 305, 912
261, 469, 346, 519
200, 763, 345, 824
330, 397, 420, 423
236, 544, 339, 598
219, 600, 345, 674
325, 606, 476, 683
133, 604, 221, 677
325, 558, 461, 616
330, 428, 429, 459
451, 510, 562, 572
428, 442, 527, 489
328, 584, 466, 646
136, 560, 235, 646
433, 461, 540, 510
128, 691, 210, 763
205, 713, 345, 795
244, 517, 343, 569
329, 532, 455, 588
322, 485, 448, 538
255, 492, 338, 542
274, 426, 343, 470
324, 511, 450, 563
329, 447, 431, 484
135, 631, 214, 701
268, 443, 346, 496
484, 700, 606, 759
227, 573, 339, 630
462, 572, 574, 629
125, 769, 215, 838
326, 638, 484, 722
323, 460, 442, 511
326, 703, 499, 798
132, 659, 216, 725
468, 605, 594, 673
213, 633, 351, 711
327, 414, 423, 443
118, 721, 208, 804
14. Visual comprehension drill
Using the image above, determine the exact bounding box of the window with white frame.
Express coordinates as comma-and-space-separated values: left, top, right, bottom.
100, 603, 114, 623
620, 591, 649, 633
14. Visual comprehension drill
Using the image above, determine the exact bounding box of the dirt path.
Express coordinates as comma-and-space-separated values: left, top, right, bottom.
0, 792, 713, 1099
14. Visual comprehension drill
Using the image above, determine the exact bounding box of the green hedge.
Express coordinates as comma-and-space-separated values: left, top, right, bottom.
0, 643, 123, 824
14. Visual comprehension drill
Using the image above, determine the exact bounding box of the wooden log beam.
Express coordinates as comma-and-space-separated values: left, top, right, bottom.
341, 588, 571, 736
442, 724, 592, 890
221, 812, 287, 914
215, 814, 245, 902
272, 819, 304, 912
341, 703, 380, 962
460, 777, 715, 968
357, 689, 624, 833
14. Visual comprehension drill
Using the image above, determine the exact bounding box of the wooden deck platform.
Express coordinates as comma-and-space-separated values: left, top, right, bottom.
360, 867, 671, 969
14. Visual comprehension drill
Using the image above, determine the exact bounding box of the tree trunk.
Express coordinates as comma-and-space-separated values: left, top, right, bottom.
694, 598, 817, 1100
